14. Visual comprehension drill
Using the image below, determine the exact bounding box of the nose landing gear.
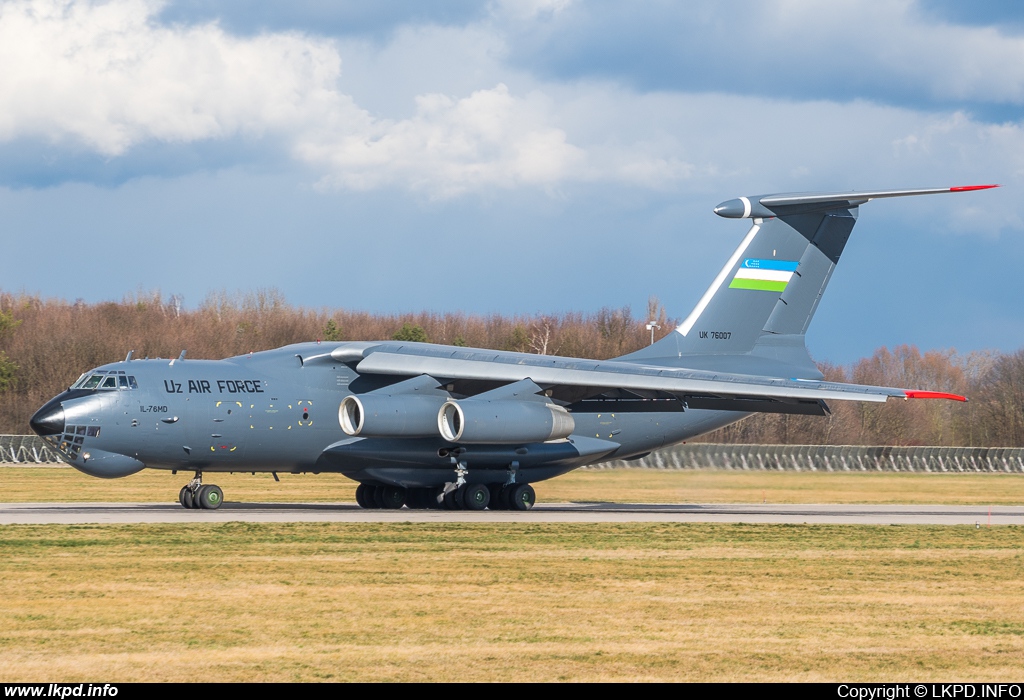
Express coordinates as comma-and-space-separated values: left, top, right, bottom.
178, 473, 224, 510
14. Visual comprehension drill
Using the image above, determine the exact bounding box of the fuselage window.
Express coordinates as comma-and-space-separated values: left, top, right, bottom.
71, 374, 88, 389
82, 375, 103, 390
100, 376, 118, 390
119, 375, 129, 389
86, 427, 101, 437
128, 376, 138, 389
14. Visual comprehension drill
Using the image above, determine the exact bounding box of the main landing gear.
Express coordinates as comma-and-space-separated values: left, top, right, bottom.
355, 483, 536, 511
178, 472, 224, 510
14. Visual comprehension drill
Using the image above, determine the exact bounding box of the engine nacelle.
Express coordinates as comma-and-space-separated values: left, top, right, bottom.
438, 399, 575, 444
340, 394, 447, 437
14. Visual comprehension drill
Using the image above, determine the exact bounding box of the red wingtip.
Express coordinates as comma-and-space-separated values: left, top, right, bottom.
905, 390, 968, 402
950, 185, 999, 192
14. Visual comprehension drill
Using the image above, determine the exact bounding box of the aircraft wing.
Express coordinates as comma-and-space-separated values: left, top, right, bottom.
342, 345, 964, 413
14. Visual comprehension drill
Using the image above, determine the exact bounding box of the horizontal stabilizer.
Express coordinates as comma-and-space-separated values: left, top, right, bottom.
714, 185, 998, 219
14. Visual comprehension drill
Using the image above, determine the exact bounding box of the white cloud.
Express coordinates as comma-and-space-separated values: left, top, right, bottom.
1, 0, 1023, 211
0, 0, 343, 153
295, 84, 585, 196
507, 0, 1024, 107
0, 0, 588, 195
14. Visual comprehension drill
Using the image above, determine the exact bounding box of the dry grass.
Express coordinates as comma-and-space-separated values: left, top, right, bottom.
541, 469, 1024, 505
3, 466, 1022, 681
0, 466, 359, 504
2, 466, 1024, 505
0, 522, 1022, 682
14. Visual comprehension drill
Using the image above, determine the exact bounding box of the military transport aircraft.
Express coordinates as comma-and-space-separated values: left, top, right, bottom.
29, 186, 995, 511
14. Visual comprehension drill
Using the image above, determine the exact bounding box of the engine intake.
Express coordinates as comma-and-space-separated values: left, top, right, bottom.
340, 394, 447, 437
438, 399, 575, 444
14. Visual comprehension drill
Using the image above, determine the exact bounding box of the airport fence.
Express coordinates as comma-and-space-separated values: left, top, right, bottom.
0, 435, 65, 464
2, 435, 1024, 472
598, 443, 1024, 473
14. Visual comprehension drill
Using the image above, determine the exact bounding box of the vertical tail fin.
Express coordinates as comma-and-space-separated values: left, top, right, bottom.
619, 186, 997, 376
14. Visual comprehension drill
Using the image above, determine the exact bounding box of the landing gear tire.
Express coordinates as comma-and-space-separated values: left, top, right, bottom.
179, 486, 194, 509
510, 484, 535, 511
381, 486, 407, 509
355, 483, 371, 509
463, 483, 490, 511
443, 485, 466, 510
195, 484, 224, 510
371, 485, 387, 509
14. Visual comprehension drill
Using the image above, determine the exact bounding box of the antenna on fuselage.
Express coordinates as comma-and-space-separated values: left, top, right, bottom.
178, 350, 187, 361
125, 350, 134, 362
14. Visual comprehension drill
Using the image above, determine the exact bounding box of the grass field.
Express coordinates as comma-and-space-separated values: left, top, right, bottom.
2, 465, 1024, 505
2, 468, 1023, 682
0, 522, 1022, 682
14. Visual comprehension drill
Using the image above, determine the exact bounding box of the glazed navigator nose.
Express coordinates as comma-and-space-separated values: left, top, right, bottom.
29, 400, 65, 436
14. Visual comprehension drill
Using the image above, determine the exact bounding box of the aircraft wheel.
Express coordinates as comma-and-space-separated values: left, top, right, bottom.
354, 480, 370, 507
370, 485, 387, 509
381, 486, 406, 509
463, 483, 490, 511
196, 484, 224, 510
443, 486, 465, 510
205, 484, 224, 509
179, 486, 194, 509
509, 484, 535, 511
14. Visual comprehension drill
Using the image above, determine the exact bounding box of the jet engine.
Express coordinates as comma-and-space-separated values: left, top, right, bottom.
437, 399, 575, 444
339, 394, 447, 437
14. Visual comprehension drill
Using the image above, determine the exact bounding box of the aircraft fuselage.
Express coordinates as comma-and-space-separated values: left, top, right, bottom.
30, 342, 740, 488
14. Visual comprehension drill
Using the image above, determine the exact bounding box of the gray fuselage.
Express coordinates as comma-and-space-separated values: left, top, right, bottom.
31, 341, 741, 488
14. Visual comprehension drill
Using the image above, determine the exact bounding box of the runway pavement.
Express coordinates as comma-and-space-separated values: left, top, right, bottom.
0, 501, 1021, 525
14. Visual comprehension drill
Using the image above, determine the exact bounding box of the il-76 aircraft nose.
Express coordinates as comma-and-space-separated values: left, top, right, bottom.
29, 399, 65, 436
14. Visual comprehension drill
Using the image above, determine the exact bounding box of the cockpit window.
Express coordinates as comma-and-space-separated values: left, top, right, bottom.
74, 372, 139, 391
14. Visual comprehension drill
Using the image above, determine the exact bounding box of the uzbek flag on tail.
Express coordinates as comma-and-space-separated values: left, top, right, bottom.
729, 258, 799, 292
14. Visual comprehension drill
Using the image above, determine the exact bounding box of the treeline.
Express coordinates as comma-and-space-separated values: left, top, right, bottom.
0, 290, 1020, 446
708, 346, 1024, 447
0, 290, 672, 434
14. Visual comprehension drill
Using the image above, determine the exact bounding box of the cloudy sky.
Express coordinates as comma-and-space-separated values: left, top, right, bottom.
1, 0, 1022, 363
